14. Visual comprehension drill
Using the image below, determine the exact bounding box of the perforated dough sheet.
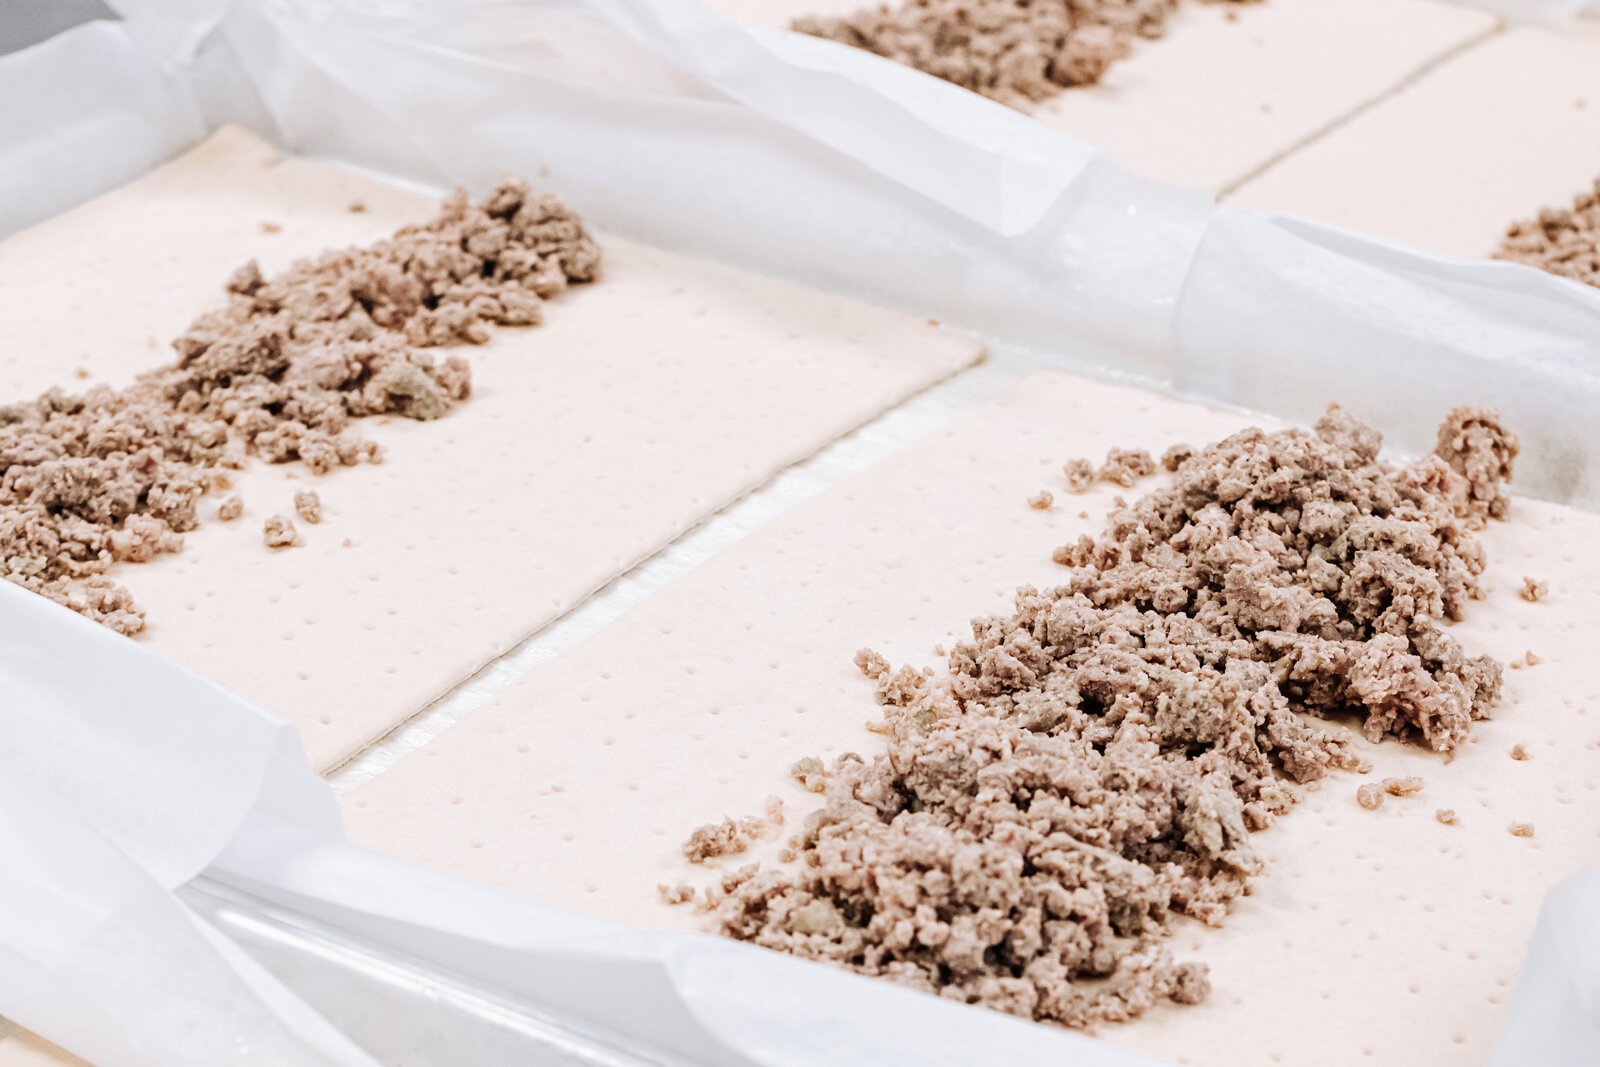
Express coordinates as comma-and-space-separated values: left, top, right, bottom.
0, 126, 982, 772
345, 369, 1600, 1066
1229, 21, 1600, 259
702, 0, 1497, 192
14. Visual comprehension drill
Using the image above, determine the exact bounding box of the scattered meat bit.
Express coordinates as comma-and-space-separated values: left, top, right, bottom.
1160, 442, 1194, 472
0, 179, 600, 634
1382, 776, 1424, 797
1357, 783, 1387, 810
1097, 446, 1156, 487
874, 663, 925, 705
852, 647, 890, 679
790, 756, 828, 793
793, 0, 1253, 106
933, 643, 946, 656
695, 404, 1516, 1031
348, 200, 367, 213
1436, 808, 1458, 826
73, 367, 90, 381
1519, 576, 1549, 602
1494, 177, 1600, 290
260, 220, 281, 233
1434, 406, 1520, 522
225, 259, 264, 296
682, 817, 767, 863
1510, 743, 1529, 761
1062, 457, 1095, 493
658, 883, 695, 906
294, 489, 323, 525
341, 537, 355, 548
1027, 489, 1054, 510
217, 495, 244, 522
1509, 822, 1535, 838
683, 801, 786, 864
1524, 650, 1543, 667
720, 863, 760, 894
262, 515, 298, 549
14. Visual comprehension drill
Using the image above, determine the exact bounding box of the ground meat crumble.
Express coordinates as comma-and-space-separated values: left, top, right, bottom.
1063, 457, 1096, 493
1494, 178, 1600, 290
294, 489, 323, 525
1096, 446, 1156, 487
262, 515, 298, 549
793, 0, 1255, 107
0, 178, 600, 635
682, 797, 786, 863
690, 403, 1515, 1030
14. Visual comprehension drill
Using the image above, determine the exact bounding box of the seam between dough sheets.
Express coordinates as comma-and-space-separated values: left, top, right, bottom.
1215, 19, 1506, 201
326, 346, 1043, 792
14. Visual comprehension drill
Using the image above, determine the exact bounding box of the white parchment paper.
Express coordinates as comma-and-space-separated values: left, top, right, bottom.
1, 0, 1597, 1063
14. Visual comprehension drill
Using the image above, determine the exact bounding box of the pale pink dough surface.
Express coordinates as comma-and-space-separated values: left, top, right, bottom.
0, 1026, 85, 1067
1230, 23, 1600, 258
0, 128, 983, 771
347, 370, 1600, 1065
702, 0, 1496, 191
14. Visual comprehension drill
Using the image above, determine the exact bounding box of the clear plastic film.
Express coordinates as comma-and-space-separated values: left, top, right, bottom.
0, 1, 1598, 1064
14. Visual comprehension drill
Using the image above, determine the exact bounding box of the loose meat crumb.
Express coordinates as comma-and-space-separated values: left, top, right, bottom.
694, 404, 1514, 1030
1097, 446, 1156, 487
1161, 442, 1194, 472
294, 489, 323, 524
262, 515, 298, 548
1519, 576, 1549, 602
1435, 406, 1519, 522
1524, 650, 1543, 667
790, 756, 828, 793
348, 200, 367, 214
1436, 808, 1458, 826
853, 647, 890, 679
658, 883, 696, 905
1382, 776, 1424, 797
683, 799, 785, 863
1028, 489, 1054, 510
1510, 743, 1529, 761
1509, 822, 1535, 838
260, 220, 281, 234
0, 179, 600, 634
1062, 457, 1096, 493
217, 495, 244, 522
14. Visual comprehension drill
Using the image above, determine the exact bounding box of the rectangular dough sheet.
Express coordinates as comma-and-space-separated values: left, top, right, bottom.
702, 0, 1496, 192
0, 127, 984, 770
346, 369, 1600, 1065
1229, 23, 1600, 259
